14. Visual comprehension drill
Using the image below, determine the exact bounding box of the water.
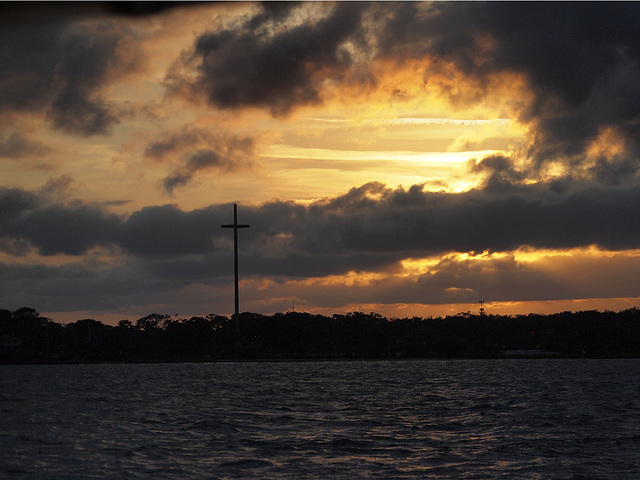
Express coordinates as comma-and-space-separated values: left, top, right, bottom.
1, 360, 640, 479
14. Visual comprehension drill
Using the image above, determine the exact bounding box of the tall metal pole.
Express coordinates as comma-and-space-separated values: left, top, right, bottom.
221, 203, 250, 317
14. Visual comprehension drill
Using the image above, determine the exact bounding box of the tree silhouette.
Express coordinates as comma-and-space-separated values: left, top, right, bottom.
2, 306, 640, 363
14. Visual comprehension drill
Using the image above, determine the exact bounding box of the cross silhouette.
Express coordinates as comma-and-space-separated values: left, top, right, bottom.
221, 203, 250, 317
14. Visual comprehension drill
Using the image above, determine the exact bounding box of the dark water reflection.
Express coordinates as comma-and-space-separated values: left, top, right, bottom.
1, 359, 639, 478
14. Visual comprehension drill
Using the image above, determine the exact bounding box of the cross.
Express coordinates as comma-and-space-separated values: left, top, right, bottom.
221, 203, 250, 317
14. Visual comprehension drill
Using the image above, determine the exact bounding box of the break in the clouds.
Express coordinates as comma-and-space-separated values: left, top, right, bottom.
406, 2, 640, 183
171, 2, 640, 183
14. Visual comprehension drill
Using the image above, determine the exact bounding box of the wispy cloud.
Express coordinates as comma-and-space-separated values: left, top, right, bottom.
305, 117, 513, 126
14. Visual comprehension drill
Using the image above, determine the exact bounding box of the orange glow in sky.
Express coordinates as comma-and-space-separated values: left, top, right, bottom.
2, 3, 640, 324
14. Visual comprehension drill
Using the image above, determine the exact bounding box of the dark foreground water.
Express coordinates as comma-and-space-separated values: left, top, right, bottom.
1, 360, 640, 479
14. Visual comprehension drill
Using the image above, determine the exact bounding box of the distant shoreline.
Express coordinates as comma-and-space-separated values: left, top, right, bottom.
3, 307, 640, 364
4, 353, 640, 366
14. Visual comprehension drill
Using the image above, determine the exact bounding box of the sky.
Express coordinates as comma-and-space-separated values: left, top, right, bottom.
3, 2, 640, 324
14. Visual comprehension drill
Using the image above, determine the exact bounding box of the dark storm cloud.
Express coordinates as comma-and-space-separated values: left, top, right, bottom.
17, 205, 121, 256
467, 154, 527, 192
172, 2, 367, 115
4, 180, 640, 276
375, 2, 640, 179
0, 190, 221, 258
0, 18, 140, 136
0, 260, 198, 314
0, 189, 43, 255
0, 186, 118, 256
0, 188, 42, 223
119, 205, 225, 257
0, 22, 63, 112
5, 231, 640, 316
0, 3, 195, 22
241, 181, 640, 263
47, 22, 139, 136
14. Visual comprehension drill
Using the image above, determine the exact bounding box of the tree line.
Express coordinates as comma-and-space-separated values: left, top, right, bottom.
1, 306, 640, 363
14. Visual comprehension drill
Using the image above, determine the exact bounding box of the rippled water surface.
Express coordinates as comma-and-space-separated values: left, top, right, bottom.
2, 359, 640, 479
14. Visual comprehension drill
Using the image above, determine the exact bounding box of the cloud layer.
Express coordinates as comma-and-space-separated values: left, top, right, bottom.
3, 179, 640, 270
4, 3, 640, 319
4, 179, 640, 316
